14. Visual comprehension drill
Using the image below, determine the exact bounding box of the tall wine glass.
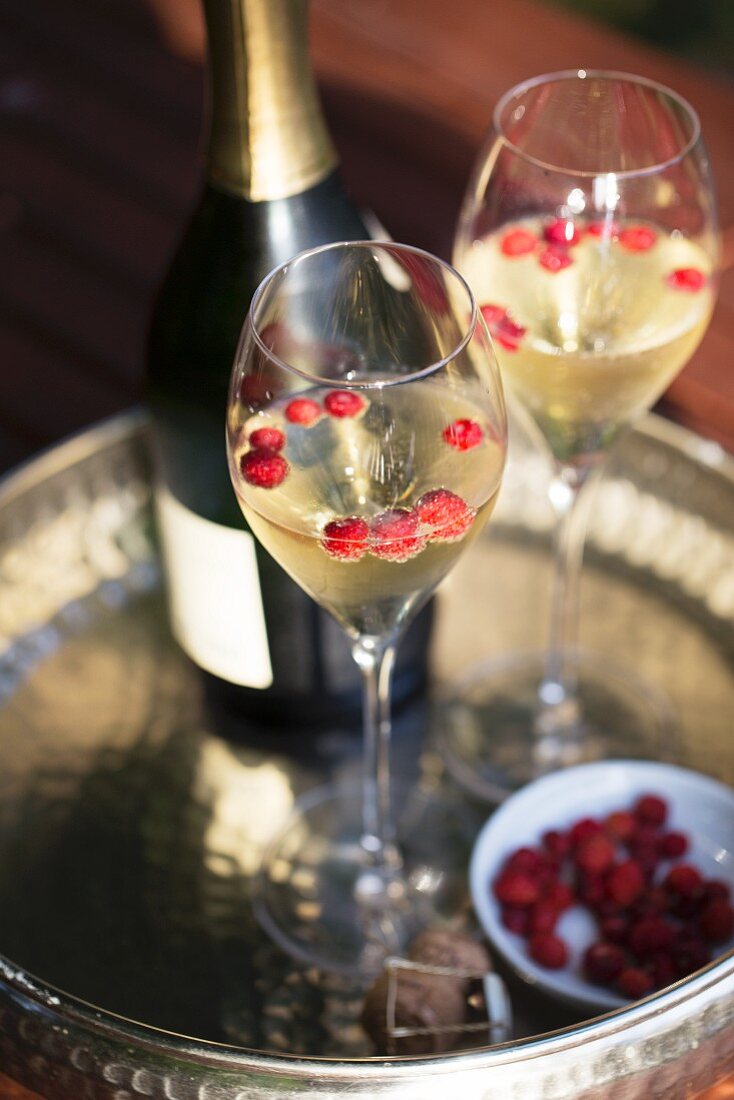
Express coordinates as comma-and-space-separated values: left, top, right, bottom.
444, 70, 719, 800
227, 241, 507, 974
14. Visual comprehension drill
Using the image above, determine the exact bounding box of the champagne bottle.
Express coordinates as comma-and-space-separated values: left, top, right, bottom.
147, 0, 432, 725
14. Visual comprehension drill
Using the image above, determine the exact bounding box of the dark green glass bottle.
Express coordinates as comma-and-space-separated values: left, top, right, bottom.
147, 0, 432, 726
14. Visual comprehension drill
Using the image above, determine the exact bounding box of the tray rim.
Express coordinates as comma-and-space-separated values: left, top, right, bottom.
2, 951, 733, 1074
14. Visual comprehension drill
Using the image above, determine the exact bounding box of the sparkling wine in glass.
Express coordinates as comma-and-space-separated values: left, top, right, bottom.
444, 70, 719, 800
227, 241, 507, 973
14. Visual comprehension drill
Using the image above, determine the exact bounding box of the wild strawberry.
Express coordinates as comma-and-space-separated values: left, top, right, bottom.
578, 874, 606, 907
583, 942, 626, 986
415, 488, 475, 542
529, 932, 568, 969
593, 898, 623, 920
673, 933, 709, 977
538, 245, 573, 273
703, 880, 731, 904
664, 864, 703, 898
493, 870, 540, 908
658, 831, 688, 859
605, 810, 636, 843
503, 847, 546, 875
607, 860, 645, 907
544, 218, 581, 246
542, 829, 571, 859
601, 915, 629, 944
369, 508, 426, 562
502, 906, 531, 935
665, 267, 706, 292
575, 833, 616, 875
627, 916, 675, 958
569, 818, 603, 848
617, 966, 654, 999
699, 900, 734, 944
248, 426, 286, 452
634, 886, 670, 916
670, 895, 705, 920
630, 822, 661, 849
542, 855, 562, 878
618, 225, 657, 252
544, 880, 575, 912
285, 397, 322, 426
239, 449, 289, 489
320, 516, 369, 562
324, 390, 366, 418
442, 418, 484, 451
627, 828, 661, 880
528, 900, 561, 935
500, 228, 537, 256
634, 794, 668, 827
480, 304, 527, 351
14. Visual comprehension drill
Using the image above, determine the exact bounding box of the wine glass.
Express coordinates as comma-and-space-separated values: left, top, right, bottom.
443, 70, 720, 801
227, 241, 507, 974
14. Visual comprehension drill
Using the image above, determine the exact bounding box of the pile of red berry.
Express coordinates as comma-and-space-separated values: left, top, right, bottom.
491, 793, 733, 1001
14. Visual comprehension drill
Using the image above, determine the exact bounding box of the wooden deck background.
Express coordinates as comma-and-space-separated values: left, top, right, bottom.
1, 0, 733, 480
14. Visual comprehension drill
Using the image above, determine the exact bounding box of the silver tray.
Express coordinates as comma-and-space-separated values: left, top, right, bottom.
0, 410, 732, 1097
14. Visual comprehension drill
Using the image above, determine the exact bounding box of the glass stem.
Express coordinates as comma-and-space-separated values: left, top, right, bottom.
352, 635, 401, 875
535, 462, 600, 750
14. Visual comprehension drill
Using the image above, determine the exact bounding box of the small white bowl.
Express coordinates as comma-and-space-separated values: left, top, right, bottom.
470, 760, 734, 1013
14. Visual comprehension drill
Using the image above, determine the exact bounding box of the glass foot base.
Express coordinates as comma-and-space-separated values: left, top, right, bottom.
253, 780, 480, 977
434, 648, 678, 803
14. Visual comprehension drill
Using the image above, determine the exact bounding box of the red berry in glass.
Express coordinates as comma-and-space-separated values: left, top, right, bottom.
369, 508, 426, 563
240, 449, 289, 489
320, 516, 369, 562
248, 426, 286, 452
442, 417, 484, 451
415, 488, 475, 542
285, 396, 322, 425
324, 390, 366, 418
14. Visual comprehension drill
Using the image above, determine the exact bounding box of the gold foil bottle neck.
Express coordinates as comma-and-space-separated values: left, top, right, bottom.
203, 0, 338, 201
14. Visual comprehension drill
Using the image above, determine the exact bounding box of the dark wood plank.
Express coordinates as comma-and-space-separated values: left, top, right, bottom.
0, 230, 144, 385
1, 0, 203, 138
0, 32, 201, 218
2, 135, 178, 294
0, 323, 131, 439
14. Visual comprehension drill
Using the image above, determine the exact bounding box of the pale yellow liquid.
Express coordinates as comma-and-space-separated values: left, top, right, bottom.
460, 219, 713, 461
234, 383, 504, 639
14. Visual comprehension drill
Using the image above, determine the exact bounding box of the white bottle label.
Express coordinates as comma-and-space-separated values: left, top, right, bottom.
155, 485, 273, 688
